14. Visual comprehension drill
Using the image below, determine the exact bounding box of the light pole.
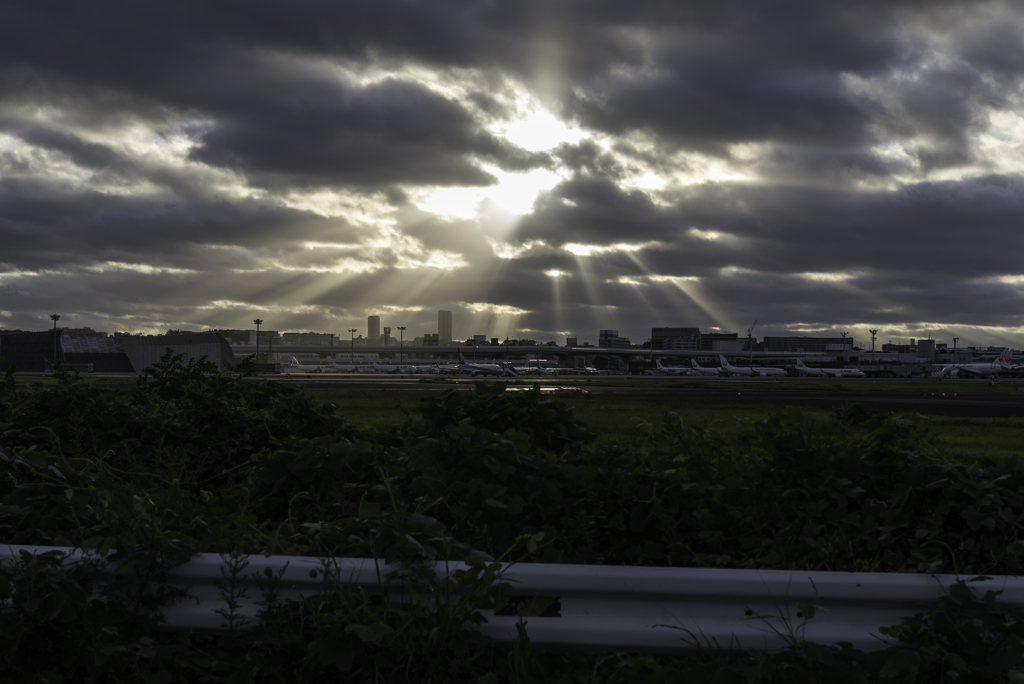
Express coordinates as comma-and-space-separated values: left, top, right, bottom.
50, 314, 60, 370
330, 333, 334, 359
349, 329, 357, 363
398, 326, 406, 365
869, 329, 878, 362
254, 319, 263, 366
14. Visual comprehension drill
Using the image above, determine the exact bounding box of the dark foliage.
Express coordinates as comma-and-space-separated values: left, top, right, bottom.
3, 375, 1024, 682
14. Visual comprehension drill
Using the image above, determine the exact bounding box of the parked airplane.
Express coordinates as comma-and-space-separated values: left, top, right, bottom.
795, 359, 866, 378
936, 349, 1015, 378
515, 359, 559, 375
794, 359, 828, 377
326, 356, 357, 372
431, 358, 461, 374
750, 364, 787, 377
355, 355, 387, 373
288, 357, 324, 373
719, 355, 755, 377
690, 359, 722, 376
646, 358, 689, 376
458, 349, 517, 377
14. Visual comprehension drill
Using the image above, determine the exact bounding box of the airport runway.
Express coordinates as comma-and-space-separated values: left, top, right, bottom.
265, 374, 1024, 419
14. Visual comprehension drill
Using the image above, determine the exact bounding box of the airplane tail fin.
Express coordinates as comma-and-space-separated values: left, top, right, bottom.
796, 358, 807, 368
290, 357, 299, 365
998, 348, 1013, 364
719, 355, 729, 366
691, 359, 699, 368
656, 359, 664, 369
458, 348, 467, 364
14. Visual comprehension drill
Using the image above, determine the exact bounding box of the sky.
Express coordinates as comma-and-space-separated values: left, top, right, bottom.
2, 1, 1024, 348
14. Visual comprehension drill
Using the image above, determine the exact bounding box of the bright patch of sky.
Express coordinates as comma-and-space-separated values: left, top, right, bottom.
563, 241, 661, 256
491, 240, 548, 259
490, 103, 585, 152
412, 165, 566, 219
460, 302, 531, 315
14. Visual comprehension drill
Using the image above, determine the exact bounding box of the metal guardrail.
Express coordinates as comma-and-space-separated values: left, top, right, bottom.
4, 545, 1022, 653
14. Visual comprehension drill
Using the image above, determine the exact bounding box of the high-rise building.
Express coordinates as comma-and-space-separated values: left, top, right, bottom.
438, 310, 452, 344
368, 316, 380, 342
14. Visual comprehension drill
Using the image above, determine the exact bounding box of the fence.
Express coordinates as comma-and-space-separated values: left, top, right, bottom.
4, 545, 1021, 653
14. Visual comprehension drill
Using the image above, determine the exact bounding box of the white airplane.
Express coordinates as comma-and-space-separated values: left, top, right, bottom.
431, 358, 461, 374
794, 359, 828, 377
750, 364, 787, 377
647, 358, 689, 376
719, 355, 755, 377
326, 356, 357, 372
515, 359, 559, 375
288, 356, 325, 373
795, 359, 866, 378
690, 359, 722, 376
458, 349, 517, 377
936, 349, 1015, 378
354, 355, 387, 373
388, 362, 430, 374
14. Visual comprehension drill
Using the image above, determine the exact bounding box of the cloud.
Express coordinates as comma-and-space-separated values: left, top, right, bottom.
0, 0, 1023, 347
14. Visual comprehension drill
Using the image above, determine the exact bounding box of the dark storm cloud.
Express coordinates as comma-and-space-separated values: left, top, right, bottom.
0, 178, 362, 271
2, 0, 1024, 341
512, 173, 1024, 287
190, 76, 550, 189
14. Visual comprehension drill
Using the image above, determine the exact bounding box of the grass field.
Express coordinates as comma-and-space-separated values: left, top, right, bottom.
307, 387, 1024, 460
11, 376, 1023, 459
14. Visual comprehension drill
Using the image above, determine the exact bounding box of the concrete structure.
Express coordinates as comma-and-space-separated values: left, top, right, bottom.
438, 310, 452, 345
1, 331, 235, 373
700, 332, 739, 351
120, 332, 236, 372
599, 330, 631, 349
652, 327, 701, 350
247, 330, 280, 344
367, 316, 380, 343
762, 336, 854, 353
281, 332, 334, 345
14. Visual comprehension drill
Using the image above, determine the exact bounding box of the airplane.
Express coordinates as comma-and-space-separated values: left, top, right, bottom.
719, 355, 755, 377
750, 364, 787, 377
645, 358, 689, 376
431, 358, 461, 374
387, 362, 429, 374
355, 355, 387, 373
457, 348, 517, 377
935, 349, 1016, 378
794, 359, 828, 377
795, 359, 866, 378
326, 356, 357, 372
515, 359, 559, 375
690, 359, 722, 376
288, 356, 325, 373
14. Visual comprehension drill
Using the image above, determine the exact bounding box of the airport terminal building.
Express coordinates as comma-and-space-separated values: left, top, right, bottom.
0, 331, 236, 373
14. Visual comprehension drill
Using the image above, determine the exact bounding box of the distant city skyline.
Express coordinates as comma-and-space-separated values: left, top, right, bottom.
2, 2, 1023, 349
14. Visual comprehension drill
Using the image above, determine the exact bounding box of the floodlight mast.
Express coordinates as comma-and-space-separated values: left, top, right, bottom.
50, 314, 60, 371
747, 319, 757, 365
253, 319, 263, 367
869, 329, 878, 361
348, 329, 357, 363
397, 326, 406, 365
